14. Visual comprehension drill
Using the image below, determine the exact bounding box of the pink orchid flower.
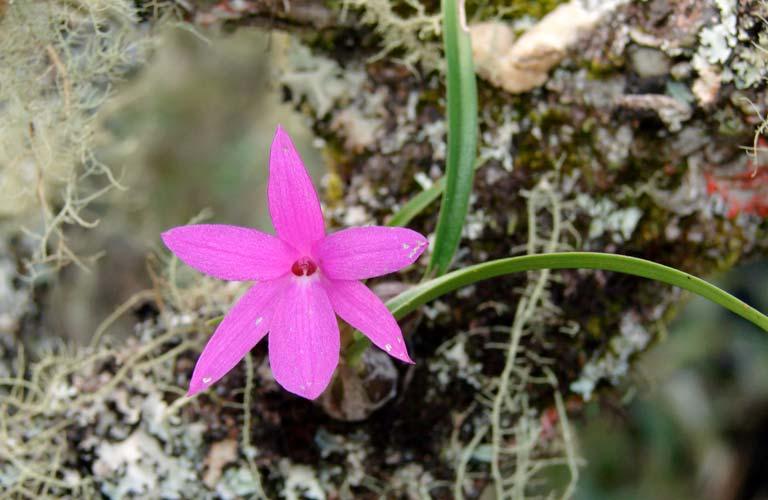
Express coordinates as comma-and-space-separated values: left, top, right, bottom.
162, 126, 427, 399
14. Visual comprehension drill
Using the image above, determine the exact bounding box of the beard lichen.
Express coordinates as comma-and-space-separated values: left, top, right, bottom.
448, 173, 582, 499
0, 249, 248, 497
0, 0, 163, 279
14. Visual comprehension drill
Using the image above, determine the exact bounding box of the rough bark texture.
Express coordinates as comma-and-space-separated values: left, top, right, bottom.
2, 0, 767, 498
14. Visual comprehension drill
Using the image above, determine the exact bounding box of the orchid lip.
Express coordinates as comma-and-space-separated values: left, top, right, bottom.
291, 256, 318, 277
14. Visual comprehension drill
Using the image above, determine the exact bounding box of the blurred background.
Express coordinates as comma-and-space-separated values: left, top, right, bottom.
576, 262, 768, 500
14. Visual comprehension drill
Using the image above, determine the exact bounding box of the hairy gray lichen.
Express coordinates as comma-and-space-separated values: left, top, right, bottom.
0, 1, 165, 276
0, 275, 233, 497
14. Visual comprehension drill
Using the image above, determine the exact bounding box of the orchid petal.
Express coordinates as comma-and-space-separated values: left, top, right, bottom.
268, 126, 325, 253
316, 226, 428, 280
162, 224, 297, 281
268, 279, 339, 399
323, 279, 413, 363
187, 279, 287, 396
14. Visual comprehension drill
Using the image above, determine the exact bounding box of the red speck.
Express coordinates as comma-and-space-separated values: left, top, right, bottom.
704, 173, 719, 195
539, 406, 559, 441
704, 163, 768, 219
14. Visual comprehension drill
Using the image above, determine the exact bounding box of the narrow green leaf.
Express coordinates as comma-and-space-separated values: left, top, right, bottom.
386, 176, 445, 227
391, 253, 768, 329
428, 0, 478, 276
346, 252, 768, 363
387, 159, 485, 228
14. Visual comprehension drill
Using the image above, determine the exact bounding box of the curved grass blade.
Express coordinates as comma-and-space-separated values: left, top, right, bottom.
390, 253, 768, 329
428, 0, 478, 276
387, 176, 445, 227
387, 159, 486, 228
346, 252, 768, 363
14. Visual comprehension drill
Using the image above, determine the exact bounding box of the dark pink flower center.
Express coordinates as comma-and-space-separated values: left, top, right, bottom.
291, 256, 318, 277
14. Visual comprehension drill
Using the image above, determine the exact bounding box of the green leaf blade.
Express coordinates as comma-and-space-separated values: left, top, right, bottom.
387, 252, 768, 332
428, 0, 478, 276
386, 176, 445, 227
346, 252, 768, 365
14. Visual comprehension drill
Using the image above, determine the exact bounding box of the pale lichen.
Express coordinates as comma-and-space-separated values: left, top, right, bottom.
0, 0, 163, 277
693, 0, 768, 101
277, 38, 367, 118
570, 308, 665, 400
575, 195, 644, 243
430, 332, 484, 389
279, 460, 326, 500
340, 0, 442, 71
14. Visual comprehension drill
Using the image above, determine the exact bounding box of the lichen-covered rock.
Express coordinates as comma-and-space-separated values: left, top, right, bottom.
2, 0, 767, 498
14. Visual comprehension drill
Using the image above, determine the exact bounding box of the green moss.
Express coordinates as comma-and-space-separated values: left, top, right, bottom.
586, 58, 623, 80
586, 316, 602, 338
467, 0, 568, 21
715, 106, 751, 137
